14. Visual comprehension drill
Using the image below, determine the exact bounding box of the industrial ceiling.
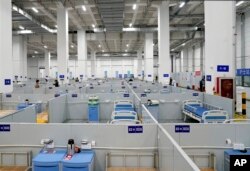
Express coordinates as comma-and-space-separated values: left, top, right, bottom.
11, 0, 250, 58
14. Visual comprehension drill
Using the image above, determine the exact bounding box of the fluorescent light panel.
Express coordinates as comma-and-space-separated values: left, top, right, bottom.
19, 25, 24, 30
236, 1, 244, 6
179, 2, 185, 8
133, 4, 136, 10
82, 5, 86, 11
32, 7, 38, 13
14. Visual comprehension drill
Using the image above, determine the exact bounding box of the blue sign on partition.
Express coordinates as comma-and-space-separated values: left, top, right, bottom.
72, 94, 78, 98
163, 74, 169, 77
141, 93, 147, 97
0, 124, 10, 132
193, 93, 199, 96
59, 75, 65, 79
54, 94, 60, 97
128, 126, 143, 133
236, 68, 250, 76
217, 65, 229, 72
163, 86, 168, 89
90, 86, 94, 89
124, 93, 130, 97
80, 75, 83, 78
206, 75, 212, 82
148, 74, 152, 77
133, 86, 137, 89
175, 125, 190, 133
6, 94, 12, 98
92, 75, 95, 77
138, 74, 141, 77
4, 79, 11, 85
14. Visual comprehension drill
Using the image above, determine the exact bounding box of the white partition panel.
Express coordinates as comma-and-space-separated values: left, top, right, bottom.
0, 123, 157, 171
162, 123, 250, 171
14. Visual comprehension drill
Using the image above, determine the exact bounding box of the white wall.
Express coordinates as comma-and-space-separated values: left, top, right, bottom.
180, 43, 204, 73
27, 57, 144, 79
245, 11, 250, 67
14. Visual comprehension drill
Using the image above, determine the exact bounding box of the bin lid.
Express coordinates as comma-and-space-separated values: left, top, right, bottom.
33, 149, 66, 166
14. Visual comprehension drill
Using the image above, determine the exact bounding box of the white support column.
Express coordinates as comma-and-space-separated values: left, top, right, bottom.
158, 1, 171, 84
0, 0, 12, 93
57, 7, 69, 83
205, 1, 236, 94
137, 50, 143, 79
90, 51, 96, 78
44, 50, 51, 78
13, 36, 26, 81
144, 33, 154, 82
23, 36, 27, 80
200, 42, 204, 73
183, 48, 189, 72
77, 29, 87, 80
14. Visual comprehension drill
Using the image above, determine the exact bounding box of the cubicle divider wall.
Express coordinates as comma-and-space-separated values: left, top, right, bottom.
0, 122, 201, 171
48, 93, 135, 123
162, 123, 250, 171
1, 93, 54, 112
0, 105, 36, 123
48, 94, 68, 123
203, 94, 234, 119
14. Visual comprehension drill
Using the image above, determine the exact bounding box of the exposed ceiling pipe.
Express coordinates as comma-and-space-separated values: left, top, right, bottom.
92, 26, 198, 33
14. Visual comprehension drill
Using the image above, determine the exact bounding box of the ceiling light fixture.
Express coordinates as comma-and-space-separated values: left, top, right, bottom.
44, 45, 47, 49
153, 43, 155, 46
12, 6, 18, 11
71, 45, 74, 48
19, 25, 24, 30
32, 7, 38, 13
34, 51, 38, 54
102, 50, 104, 52
55, 25, 58, 28
182, 43, 186, 46
82, 5, 86, 11
126, 44, 129, 47
129, 23, 132, 27
179, 2, 185, 8
125, 50, 127, 52
236, 1, 244, 6
98, 44, 101, 48
92, 24, 95, 28
16, 30, 33, 34
133, 4, 137, 10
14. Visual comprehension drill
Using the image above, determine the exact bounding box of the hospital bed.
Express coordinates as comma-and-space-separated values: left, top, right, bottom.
182, 100, 229, 123
114, 100, 134, 111
111, 110, 138, 120
111, 101, 139, 124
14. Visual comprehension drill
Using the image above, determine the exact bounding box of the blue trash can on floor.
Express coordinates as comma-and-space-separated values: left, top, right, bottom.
62, 151, 94, 171
33, 149, 66, 171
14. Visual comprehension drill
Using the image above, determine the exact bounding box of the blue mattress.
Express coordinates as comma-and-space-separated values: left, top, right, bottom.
115, 107, 134, 111
115, 104, 133, 108
113, 116, 136, 120
184, 104, 209, 117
